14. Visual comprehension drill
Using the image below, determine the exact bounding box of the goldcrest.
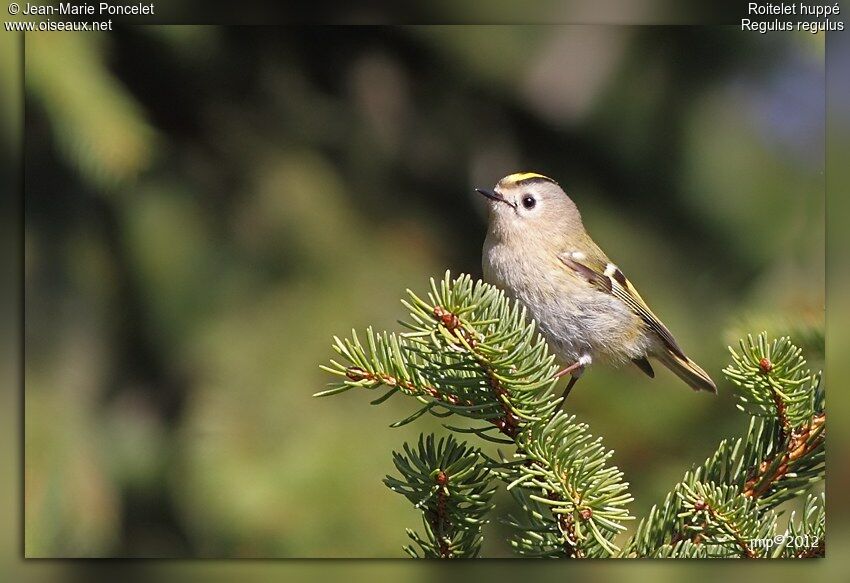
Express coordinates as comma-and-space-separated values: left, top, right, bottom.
478, 172, 716, 394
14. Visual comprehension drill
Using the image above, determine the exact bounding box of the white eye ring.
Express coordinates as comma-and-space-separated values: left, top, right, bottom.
521, 195, 536, 210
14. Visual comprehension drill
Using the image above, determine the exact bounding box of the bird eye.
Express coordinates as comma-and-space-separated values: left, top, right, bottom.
521, 195, 536, 210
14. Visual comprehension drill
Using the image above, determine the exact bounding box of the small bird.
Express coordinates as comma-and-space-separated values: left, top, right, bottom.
478, 172, 716, 398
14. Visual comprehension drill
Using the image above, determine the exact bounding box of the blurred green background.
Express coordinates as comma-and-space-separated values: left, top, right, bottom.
19, 25, 824, 558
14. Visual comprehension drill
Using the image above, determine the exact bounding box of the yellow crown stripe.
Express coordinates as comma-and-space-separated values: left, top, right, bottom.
502, 172, 554, 184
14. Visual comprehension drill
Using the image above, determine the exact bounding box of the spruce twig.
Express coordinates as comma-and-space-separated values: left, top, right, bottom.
385, 434, 495, 558
625, 332, 825, 558
319, 277, 826, 559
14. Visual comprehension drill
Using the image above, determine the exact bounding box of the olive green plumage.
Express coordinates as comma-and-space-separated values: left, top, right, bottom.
478, 172, 716, 393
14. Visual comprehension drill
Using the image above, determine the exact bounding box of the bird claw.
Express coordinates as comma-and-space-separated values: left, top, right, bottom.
553, 362, 582, 379
554, 355, 592, 410
553, 354, 592, 379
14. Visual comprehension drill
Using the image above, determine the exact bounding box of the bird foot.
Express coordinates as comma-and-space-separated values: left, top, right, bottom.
553, 362, 582, 379
553, 354, 592, 379
555, 355, 592, 409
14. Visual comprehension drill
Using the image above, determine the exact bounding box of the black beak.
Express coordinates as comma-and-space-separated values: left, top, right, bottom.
475, 188, 515, 208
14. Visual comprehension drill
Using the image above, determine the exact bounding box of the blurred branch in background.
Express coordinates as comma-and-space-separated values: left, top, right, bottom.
23, 24, 823, 557
27, 34, 155, 188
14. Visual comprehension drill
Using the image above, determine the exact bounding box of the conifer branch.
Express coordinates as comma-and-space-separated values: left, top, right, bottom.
384, 434, 496, 558
318, 275, 825, 560
724, 334, 817, 428
625, 332, 825, 558
319, 273, 632, 556
501, 412, 633, 558
742, 410, 824, 501
780, 493, 825, 558
678, 482, 777, 558
317, 272, 560, 438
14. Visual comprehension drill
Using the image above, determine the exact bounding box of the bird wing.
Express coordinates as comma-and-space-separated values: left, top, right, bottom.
558, 252, 687, 360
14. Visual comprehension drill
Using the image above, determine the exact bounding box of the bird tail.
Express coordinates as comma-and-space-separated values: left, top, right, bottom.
655, 349, 717, 393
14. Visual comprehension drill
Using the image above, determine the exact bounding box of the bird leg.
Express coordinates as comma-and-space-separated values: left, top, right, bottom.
553, 361, 583, 379
553, 354, 592, 379
555, 354, 592, 407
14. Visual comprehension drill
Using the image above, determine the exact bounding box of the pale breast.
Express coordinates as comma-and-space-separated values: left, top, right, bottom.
483, 240, 650, 365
